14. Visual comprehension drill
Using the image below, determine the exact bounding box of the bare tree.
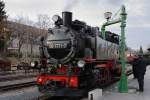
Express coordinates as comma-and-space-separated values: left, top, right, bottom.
36, 14, 52, 35
16, 16, 34, 61
7, 14, 50, 64
9, 16, 30, 59
16, 22, 26, 58
12, 15, 44, 62
0, 0, 7, 56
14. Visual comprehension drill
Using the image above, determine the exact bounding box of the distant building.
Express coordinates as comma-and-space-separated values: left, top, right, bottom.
125, 47, 137, 57
6, 21, 48, 57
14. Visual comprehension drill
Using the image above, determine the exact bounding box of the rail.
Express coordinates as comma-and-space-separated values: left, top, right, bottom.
0, 69, 39, 75
0, 74, 37, 82
0, 81, 36, 92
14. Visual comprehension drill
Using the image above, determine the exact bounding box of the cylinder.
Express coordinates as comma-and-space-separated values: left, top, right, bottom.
62, 12, 72, 27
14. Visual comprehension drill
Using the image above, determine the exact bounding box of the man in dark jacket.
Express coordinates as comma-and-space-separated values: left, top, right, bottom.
128, 55, 138, 79
132, 58, 138, 79
131, 55, 150, 92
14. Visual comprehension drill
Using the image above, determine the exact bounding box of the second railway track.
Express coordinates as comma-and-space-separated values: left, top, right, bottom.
0, 81, 36, 92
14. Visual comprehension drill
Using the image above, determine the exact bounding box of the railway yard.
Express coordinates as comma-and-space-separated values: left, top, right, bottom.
1, 0, 150, 100
0, 66, 150, 100
0, 65, 133, 100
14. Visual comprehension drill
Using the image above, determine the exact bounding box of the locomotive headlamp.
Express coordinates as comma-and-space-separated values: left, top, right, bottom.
77, 60, 85, 68
30, 61, 38, 68
104, 12, 112, 21
31, 62, 35, 67
52, 15, 60, 22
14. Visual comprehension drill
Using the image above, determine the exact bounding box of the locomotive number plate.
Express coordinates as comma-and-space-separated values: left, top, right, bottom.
48, 43, 66, 48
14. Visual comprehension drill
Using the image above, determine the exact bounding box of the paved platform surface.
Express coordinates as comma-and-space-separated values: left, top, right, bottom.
99, 65, 150, 100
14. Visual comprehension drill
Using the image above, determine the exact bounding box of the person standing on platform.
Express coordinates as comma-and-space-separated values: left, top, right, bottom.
131, 54, 150, 92
132, 56, 138, 79
128, 55, 138, 79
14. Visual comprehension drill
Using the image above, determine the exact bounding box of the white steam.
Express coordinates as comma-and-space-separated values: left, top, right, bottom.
63, 0, 79, 11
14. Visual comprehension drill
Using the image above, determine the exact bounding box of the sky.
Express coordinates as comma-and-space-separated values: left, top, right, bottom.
3, 0, 150, 51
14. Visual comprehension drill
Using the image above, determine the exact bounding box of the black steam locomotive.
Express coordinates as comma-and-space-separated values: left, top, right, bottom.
35, 12, 120, 97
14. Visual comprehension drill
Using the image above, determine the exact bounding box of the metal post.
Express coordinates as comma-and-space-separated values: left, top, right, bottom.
118, 5, 128, 93
101, 26, 105, 39
101, 19, 121, 39
101, 5, 128, 93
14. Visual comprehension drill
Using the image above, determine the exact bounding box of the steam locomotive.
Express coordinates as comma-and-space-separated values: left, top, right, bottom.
34, 12, 121, 97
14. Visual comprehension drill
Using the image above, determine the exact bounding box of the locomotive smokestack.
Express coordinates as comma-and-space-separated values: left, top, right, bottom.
62, 12, 72, 27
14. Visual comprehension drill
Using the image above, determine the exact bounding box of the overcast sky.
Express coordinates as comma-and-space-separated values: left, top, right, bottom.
3, 0, 150, 51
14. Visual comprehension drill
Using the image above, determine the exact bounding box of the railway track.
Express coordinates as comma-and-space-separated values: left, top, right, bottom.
0, 70, 39, 75
36, 95, 83, 100
0, 75, 37, 82
0, 81, 36, 92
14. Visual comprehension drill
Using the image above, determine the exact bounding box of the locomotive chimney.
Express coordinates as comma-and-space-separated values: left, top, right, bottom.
62, 12, 72, 27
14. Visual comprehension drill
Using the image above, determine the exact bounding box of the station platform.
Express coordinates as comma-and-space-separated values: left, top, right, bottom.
94, 65, 150, 100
